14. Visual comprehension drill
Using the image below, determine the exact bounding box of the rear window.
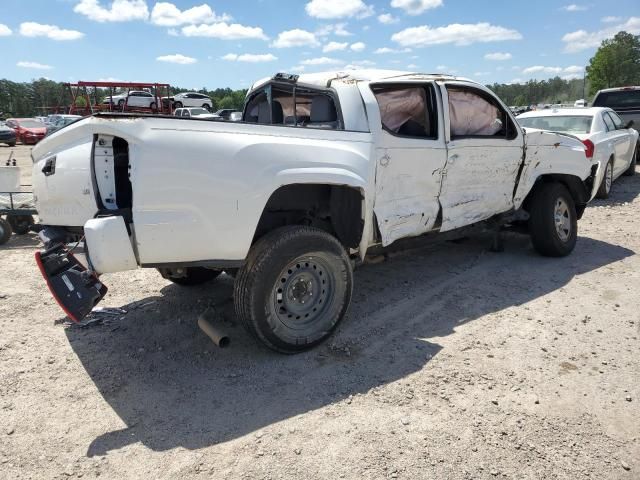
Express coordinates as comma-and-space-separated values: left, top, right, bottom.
593, 90, 640, 110
517, 115, 593, 134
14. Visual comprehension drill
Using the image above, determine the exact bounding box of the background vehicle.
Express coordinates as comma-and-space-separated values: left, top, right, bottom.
174, 107, 220, 120
574, 99, 587, 107
46, 115, 82, 136
32, 70, 600, 353
103, 90, 158, 109
5, 118, 46, 144
163, 92, 212, 111
214, 109, 240, 120
229, 111, 243, 122
0, 121, 16, 146
592, 86, 640, 133
517, 107, 638, 198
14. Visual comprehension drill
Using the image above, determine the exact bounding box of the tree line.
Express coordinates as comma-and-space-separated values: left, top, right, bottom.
0, 79, 248, 117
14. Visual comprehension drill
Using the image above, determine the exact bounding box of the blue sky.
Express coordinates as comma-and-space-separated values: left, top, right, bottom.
1, 0, 638, 89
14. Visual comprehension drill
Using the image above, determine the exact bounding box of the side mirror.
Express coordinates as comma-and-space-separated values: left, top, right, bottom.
625, 120, 634, 129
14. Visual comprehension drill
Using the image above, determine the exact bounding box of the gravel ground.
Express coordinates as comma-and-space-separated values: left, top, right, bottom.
0, 144, 638, 479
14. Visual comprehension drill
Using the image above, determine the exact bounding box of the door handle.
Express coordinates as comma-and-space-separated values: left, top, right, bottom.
42, 156, 56, 176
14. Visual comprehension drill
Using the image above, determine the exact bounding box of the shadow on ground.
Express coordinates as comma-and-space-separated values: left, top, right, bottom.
63, 232, 632, 456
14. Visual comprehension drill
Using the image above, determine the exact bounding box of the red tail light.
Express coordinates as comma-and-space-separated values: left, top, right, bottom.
582, 139, 594, 159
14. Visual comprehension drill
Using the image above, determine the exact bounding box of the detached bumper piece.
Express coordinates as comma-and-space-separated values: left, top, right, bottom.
35, 244, 107, 322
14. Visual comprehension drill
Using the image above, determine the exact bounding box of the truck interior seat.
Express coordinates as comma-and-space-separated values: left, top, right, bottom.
308, 96, 338, 129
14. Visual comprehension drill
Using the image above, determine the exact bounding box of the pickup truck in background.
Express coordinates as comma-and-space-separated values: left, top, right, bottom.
593, 86, 640, 134
31, 70, 601, 353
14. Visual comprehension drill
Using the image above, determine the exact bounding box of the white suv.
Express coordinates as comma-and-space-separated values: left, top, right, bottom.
164, 92, 213, 111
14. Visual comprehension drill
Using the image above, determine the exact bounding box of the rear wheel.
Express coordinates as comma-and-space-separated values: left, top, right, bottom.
8, 142, 15, 147
158, 267, 221, 286
528, 183, 578, 257
7, 215, 34, 235
117, 99, 125, 108
202, 103, 211, 111
623, 144, 637, 176
149, 102, 157, 111
596, 158, 613, 199
174, 101, 183, 109
234, 226, 353, 353
0, 218, 12, 245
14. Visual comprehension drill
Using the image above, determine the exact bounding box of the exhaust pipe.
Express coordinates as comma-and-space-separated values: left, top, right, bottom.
197, 311, 230, 348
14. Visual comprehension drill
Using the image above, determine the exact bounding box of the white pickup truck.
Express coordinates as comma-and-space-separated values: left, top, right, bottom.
32, 70, 601, 353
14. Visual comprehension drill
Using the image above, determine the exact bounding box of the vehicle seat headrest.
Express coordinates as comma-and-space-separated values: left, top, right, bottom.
310, 96, 337, 123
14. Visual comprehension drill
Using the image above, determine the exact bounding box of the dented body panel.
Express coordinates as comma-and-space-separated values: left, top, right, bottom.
31, 69, 594, 273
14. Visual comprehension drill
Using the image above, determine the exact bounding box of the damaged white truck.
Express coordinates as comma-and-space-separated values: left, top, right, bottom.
32, 70, 601, 353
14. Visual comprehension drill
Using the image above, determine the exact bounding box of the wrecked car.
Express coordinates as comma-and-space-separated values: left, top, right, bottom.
32, 70, 601, 353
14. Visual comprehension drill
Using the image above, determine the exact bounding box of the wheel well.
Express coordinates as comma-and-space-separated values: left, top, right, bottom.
524, 174, 590, 219
253, 184, 364, 249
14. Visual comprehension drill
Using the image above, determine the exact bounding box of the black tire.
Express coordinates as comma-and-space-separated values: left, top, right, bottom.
0, 218, 12, 245
7, 215, 34, 235
623, 145, 637, 176
117, 99, 125, 108
150, 102, 157, 111
234, 226, 353, 353
596, 158, 613, 199
159, 267, 221, 286
528, 183, 578, 257
8, 142, 15, 147
174, 101, 183, 109
202, 103, 211, 111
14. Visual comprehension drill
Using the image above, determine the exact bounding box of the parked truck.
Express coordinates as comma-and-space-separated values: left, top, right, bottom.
32, 70, 602, 353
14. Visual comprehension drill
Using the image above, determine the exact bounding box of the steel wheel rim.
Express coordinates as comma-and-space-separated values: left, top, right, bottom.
272, 255, 334, 330
605, 162, 613, 192
554, 197, 571, 242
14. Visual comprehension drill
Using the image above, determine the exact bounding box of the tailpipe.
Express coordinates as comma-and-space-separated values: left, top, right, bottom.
197, 310, 230, 348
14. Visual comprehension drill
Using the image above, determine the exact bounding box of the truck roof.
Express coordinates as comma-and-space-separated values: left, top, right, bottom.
250, 69, 472, 91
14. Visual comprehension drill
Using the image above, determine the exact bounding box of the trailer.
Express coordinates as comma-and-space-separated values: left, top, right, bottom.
0, 154, 36, 245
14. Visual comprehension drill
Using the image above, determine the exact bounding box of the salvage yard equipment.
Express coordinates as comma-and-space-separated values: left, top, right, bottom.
0, 164, 36, 244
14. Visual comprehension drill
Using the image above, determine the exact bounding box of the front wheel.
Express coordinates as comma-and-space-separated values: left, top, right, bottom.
202, 103, 211, 111
234, 226, 353, 353
149, 102, 157, 111
596, 159, 613, 199
528, 183, 578, 257
158, 267, 221, 286
8, 141, 15, 147
173, 101, 183, 109
0, 218, 12, 245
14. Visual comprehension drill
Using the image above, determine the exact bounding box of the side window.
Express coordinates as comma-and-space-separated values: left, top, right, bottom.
182, 110, 190, 117
371, 85, 437, 139
607, 112, 624, 129
447, 87, 515, 139
602, 113, 615, 131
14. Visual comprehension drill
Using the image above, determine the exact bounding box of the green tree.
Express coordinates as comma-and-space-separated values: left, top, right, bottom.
586, 31, 640, 95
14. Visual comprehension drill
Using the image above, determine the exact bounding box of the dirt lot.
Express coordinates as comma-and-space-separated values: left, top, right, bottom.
1, 144, 638, 479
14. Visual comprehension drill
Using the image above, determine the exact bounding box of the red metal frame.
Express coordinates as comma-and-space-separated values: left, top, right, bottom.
65, 81, 173, 116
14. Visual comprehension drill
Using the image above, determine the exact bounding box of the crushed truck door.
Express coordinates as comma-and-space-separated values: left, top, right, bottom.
437, 82, 525, 232
366, 82, 447, 246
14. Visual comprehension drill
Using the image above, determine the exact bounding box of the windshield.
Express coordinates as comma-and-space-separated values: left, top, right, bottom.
190, 108, 209, 115
593, 90, 640, 110
518, 115, 593, 134
20, 120, 45, 128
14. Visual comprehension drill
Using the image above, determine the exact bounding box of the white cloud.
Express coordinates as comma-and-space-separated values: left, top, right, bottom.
378, 13, 399, 24
392, 22, 522, 47
407, 63, 418, 69
350, 41, 366, 52
344, 60, 376, 69
305, 0, 374, 19
521, 65, 584, 79
73, 0, 149, 22
222, 53, 277, 62
19, 22, 84, 41
156, 53, 197, 64
323, 41, 348, 52
436, 65, 447, 70
17, 61, 53, 70
150, 2, 231, 26
508, 78, 524, 84
182, 22, 268, 40
473, 71, 490, 76
484, 52, 512, 61
374, 46, 412, 54
562, 17, 640, 52
601, 16, 622, 23
0, 24, 12, 36
290, 65, 306, 72
563, 4, 587, 11
300, 57, 344, 65
316, 23, 353, 37
272, 29, 319, 48
391, 0, 443, 16
167, 28, 179, 36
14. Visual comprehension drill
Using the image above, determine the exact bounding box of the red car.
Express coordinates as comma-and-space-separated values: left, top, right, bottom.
5, 118, 46, 145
